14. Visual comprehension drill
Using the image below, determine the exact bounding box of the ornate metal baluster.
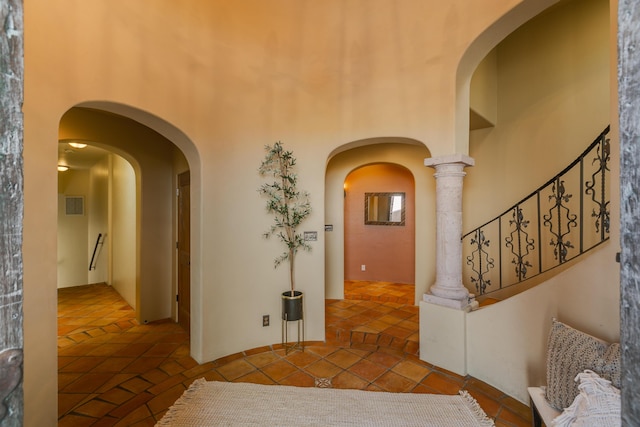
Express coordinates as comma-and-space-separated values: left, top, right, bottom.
462, 127, 610, 296
466, 229, 494, 295
505, 206, 535, 282
585, 135, 610, 240
543, 178, 577, 263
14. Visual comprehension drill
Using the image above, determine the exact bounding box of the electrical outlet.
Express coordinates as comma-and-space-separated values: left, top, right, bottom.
263, 315, 269, 327
361, 265, 366, 271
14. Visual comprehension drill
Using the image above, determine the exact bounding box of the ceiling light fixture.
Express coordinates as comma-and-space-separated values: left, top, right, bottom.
68, 142, 87, 149
57, 165, 69, 172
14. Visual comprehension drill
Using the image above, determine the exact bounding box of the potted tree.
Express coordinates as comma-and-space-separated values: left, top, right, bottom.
258, 142, 312, 322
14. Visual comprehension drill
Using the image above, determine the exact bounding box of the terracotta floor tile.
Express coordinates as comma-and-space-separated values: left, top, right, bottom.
62, 373, 115, 393
200, 370, 226, 382
497, 406, 531, 427
375, 370, 418, 392
111, 403, 153, 425
175, 356, 199, 370
381, 325, 414, 339
90, 416, 120, 427
147, 374, 187, 395
74, 399, 117, 418
420, 372, 463, 395
57, 283, 531, 425
111, 343, 154, 358
58, 392, 90, 416
283, 349, 321, 367
95, 373, 138, 393
363, 319, 394, 332
98, 387, 136, 405
501, 395, 531, 420
121, 356, 165, 374
58, 413, 97, 427
157, 359, 185, 375
58, 336, 77, 347
305, 345, 339, 358
108, 392, 154, 418
411, 383, 439, 394
245, 351, 281, 368
91, 357, 135, 373
366, 351, 402, 369
464, 388, 501, 418
234, 370, 278, 385
278, 370, 316, 387
349, 359, 387, 382
147, 384, 187, 415
181, 361, 217, 378
58, 342, 104, 357
378, 314, 404, 325
304, 359, 343, 379
325, 349, 362, 369
466, 376, 505, 400
59, 356, 80, 369
332, 370, 370, 389
260, 359, 299, 381
216, 358, 257, 381
119, 376, 153, 394
143, 343, 181, 357
86, 343, 129, 357
391, 360, 432, 383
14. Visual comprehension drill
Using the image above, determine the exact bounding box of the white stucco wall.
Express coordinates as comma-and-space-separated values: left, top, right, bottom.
57, 170, 90, 288
88, 156, 109, 285
110, 155, 137, 309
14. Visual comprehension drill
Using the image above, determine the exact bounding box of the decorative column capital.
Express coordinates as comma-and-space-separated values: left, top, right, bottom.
424, 154, 475, 169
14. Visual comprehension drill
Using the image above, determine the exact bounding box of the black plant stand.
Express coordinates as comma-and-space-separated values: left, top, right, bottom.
282, 291, 304, 354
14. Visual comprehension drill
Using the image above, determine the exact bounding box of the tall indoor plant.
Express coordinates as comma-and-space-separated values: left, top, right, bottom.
258, 142, 312, 321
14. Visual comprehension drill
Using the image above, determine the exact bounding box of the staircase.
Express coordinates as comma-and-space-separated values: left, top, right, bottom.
325, 285, 420, 357
463, 126, 611, 300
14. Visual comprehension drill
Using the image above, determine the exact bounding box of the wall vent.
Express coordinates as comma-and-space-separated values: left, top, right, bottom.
65, 196, 85, 216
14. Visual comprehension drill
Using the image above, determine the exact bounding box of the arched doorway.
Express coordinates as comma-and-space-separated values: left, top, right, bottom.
325, 141, 434, 305
57, 105, 200, 349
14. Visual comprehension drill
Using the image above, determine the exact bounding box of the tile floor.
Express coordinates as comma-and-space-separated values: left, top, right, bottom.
58, 281, 531, 426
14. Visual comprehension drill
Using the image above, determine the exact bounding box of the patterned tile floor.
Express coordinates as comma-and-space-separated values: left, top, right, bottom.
57, 281, 531, 426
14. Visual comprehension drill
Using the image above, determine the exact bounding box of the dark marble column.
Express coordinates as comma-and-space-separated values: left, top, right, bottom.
618, 1, 640, 425
0, 0, 24, 425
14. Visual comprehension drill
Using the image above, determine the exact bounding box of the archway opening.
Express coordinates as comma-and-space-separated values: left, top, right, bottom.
57, 104, 201, 358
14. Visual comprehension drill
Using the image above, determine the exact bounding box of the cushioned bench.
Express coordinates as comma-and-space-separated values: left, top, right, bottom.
528, 319, 621, 427
528, 386, 561, 427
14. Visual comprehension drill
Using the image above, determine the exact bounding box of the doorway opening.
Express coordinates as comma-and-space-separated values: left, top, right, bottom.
57, 105, 197, 342
343, 163, 416, 298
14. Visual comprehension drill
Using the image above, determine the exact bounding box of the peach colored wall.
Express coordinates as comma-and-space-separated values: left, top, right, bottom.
344, 164, 415, 283
21, 1, 573, 425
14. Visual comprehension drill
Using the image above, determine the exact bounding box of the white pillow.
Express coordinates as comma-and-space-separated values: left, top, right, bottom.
552, 370, 620, 427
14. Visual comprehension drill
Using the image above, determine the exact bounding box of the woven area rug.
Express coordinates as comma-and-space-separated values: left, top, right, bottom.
156, 379, 495, 426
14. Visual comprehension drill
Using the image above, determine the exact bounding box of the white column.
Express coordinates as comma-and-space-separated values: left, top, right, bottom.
423, 154, 475, 310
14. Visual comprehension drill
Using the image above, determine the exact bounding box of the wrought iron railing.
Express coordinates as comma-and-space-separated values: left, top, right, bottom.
462, 126, 610, 296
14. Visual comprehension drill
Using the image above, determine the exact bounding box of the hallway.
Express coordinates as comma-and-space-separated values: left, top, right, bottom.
57, 283, 531, 426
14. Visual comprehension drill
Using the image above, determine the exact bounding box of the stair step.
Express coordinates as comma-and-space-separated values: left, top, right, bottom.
329, 327, 419, 357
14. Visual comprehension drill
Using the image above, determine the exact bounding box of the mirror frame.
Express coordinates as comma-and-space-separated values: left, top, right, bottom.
364, 192, 405, 226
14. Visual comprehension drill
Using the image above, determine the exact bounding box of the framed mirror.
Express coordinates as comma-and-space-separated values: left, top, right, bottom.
364, 192, 405, 226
